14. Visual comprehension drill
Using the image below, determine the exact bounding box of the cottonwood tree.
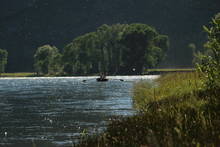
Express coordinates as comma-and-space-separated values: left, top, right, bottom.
62, 23, 169, 75
34, 45, 61, 75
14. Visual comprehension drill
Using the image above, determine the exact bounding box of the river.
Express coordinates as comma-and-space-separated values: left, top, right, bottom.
0, 75, 158, 146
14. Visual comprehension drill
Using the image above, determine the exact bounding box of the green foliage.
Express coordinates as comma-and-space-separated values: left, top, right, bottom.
119, 24, 163, 74
34, 45, 62, 75
62, 23, 169, 75
188, 43, 196, 51
0, 48, 8, 75
188, 43, 198, 65
197, 13, 220, 90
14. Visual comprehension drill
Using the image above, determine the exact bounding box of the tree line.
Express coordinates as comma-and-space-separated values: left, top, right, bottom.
0, 49, 8, 76
34, 23, 169, 75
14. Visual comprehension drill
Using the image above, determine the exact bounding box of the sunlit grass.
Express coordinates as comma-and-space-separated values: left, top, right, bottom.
143, 68, 196, 75
133, 72, 203, 110
146, 68, 195, 72
0, 72, 36, 77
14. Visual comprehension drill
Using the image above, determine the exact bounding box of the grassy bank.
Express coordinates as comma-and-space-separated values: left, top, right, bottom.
76, 72, 220, 146
146, 68, 195, 72
0, 72, 36, 77
144, 68, 195, 75
0, 69, 194, 77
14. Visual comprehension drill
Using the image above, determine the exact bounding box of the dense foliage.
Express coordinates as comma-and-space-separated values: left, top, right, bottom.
0, 48, 8, 75
34, 45, 61, 75
197, 13, 220, 90
62, 23, 169, 75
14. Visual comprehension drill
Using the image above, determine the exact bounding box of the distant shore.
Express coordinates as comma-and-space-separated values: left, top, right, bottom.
0, 68, 195, 78
143, 68, 195, 75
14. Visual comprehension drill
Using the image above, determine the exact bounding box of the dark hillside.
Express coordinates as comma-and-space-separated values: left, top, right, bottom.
0, 0, 219, 72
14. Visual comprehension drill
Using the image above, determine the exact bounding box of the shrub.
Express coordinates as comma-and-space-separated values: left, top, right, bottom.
197, 13, 220, 90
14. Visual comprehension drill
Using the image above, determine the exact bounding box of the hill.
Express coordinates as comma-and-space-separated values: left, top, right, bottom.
0, 0, 219, 72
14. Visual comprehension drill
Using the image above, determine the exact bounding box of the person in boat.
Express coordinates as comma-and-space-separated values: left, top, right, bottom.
97, 72, 108, 81
101, 72, 106, 79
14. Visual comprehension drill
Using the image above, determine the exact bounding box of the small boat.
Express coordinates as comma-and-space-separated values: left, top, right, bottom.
96, 78, 108, 82
96, 73, 108, 82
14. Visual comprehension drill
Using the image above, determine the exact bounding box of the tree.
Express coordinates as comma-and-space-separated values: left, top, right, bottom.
197, 13, 220, 90
188, 43, 197, 65
62, 32, 100, 75
0, 49, 8, 76
120, 24, 169, 74
62, 23, 169, 75
62, 24, 127, 75
34, 45, 61, 75
96, 24, 128, 74
143, 35, 169, 70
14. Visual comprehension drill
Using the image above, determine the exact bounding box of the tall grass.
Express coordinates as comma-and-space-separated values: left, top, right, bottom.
76, 72, 220, 146
133, 72, 203, 110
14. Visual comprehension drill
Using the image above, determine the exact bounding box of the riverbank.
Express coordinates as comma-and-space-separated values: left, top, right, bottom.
144, 68, 195, 75
76, 72, 220, 146
0, 68, 195, 78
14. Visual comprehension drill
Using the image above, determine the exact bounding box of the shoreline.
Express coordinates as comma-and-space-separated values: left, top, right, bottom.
76, 72, 220, 146
144, 68, 195, 75
0, 68, 195, 78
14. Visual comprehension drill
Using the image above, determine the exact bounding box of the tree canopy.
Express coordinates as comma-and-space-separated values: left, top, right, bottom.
33, 23, 169, 76
62, 23, 169, 75
34, 45, 61, 75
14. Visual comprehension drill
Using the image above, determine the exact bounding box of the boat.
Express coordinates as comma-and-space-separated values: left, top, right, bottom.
96, 78, 109, 82
96, 73, 108, 82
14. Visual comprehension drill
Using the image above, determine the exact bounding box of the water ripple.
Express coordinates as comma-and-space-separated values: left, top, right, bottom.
0, 76, 157, 146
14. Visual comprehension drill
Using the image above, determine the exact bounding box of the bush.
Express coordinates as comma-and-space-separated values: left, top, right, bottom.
197, 13, 220, 90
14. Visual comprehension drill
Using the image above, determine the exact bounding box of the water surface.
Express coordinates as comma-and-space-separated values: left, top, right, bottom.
0, 75, 158, 146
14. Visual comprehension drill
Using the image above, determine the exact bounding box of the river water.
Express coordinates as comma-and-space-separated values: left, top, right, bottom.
0, 75, 158, 146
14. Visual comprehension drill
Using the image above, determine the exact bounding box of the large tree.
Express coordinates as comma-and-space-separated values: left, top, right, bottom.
62, 23, 169, 75
34, 45, 61, 75
0, 49, 8, 76
120, 24, 169, 74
